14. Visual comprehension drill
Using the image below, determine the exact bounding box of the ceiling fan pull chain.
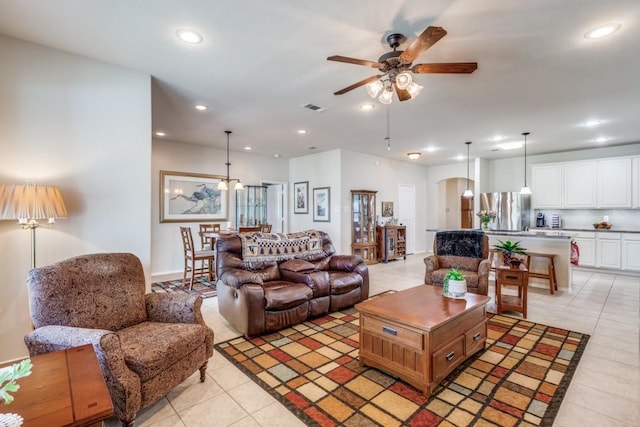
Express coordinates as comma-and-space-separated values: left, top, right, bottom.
386, 104, 391, 151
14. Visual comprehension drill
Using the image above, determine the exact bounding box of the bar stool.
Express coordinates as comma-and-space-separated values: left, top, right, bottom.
524, 252, 557, 294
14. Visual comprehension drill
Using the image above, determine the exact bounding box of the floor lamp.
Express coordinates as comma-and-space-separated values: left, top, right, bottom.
0, 183, 68, 268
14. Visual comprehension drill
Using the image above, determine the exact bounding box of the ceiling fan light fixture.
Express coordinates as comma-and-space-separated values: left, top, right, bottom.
407, 152, 421, 160
366, 80, 384, 98
406, 82, 423, 98
396, 72, 412, 90
379, 87, 393, 104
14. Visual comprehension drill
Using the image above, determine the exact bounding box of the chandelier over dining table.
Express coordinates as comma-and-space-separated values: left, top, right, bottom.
217, 130, 244, 191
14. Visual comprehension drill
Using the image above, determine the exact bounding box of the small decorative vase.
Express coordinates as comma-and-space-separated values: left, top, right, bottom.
481, 221, 490, 231
446, 279, 467, 298
0, 413, 24, 427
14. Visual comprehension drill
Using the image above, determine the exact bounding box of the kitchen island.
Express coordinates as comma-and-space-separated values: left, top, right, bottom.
426, 229, 576, 291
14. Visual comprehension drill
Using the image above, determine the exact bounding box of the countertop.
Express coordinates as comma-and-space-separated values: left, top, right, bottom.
531, 227, 640, 234
425, 229, 576, 239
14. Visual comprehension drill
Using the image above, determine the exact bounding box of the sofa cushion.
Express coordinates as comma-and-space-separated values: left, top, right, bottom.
329, 272, 363, 295
263, 281, 313, 310
438, 255, 482, 271
279, 259, 315, 273
117, 321, 208, 382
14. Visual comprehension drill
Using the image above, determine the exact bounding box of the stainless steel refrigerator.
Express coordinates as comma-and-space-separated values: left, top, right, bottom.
480, 192, 531, 231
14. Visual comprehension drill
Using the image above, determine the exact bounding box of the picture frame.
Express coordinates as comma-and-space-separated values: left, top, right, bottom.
160, 170, 228, 222
293, 181, 309, 214
313, 187, 331, 222
382, 201, 394, 217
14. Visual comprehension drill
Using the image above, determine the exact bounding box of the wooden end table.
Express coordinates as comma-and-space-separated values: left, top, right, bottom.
496, 264, 529, 318
0, 344, 113, 427
355, 285, 490, 397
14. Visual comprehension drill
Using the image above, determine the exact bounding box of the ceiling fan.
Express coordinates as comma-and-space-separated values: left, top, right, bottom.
327, 26, 477, 103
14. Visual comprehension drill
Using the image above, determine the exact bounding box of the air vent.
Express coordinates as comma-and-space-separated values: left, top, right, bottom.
302, 103, 328, 113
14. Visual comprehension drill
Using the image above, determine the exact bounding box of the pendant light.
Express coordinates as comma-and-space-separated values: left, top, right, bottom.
217, 130, 244, 191
520, 132, 532, 195
462, 141, 473, 198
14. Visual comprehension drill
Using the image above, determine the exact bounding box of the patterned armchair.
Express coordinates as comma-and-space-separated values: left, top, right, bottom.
23, 253, 214, 426
424, 230, 490, 295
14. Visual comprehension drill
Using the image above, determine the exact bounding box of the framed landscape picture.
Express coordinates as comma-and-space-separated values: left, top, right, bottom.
293, 181, 309, 214
160, 171, 228, 222
313, 187, 331, 222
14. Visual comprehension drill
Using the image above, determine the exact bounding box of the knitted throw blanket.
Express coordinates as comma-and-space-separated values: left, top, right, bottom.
240, 230, 324, 262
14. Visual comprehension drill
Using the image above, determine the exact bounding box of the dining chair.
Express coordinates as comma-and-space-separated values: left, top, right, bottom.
199, 223, 221, 250
180, 227, 215, 289
238, 226, 261, 233
259, 223, 272, 233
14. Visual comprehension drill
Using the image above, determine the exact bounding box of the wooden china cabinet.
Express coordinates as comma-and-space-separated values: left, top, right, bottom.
351, 190, 377, 264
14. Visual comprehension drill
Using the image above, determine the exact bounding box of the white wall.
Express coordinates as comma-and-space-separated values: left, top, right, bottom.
0, 36, 151, 361
152, 139, 289, 276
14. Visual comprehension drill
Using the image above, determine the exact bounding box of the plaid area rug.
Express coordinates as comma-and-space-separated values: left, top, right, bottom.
215, 301, 589, 426
150, 276, 216, 298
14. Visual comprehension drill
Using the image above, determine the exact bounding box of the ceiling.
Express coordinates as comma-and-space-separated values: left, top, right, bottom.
1, 0, 639, 165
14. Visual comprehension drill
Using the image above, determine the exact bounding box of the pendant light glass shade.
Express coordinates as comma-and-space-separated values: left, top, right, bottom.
520, 132, 532, 195
462, 141, 473, 198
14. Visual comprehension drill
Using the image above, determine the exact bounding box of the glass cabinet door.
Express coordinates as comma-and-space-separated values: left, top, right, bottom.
351, 190, 377, 264
236, 185, 267, 227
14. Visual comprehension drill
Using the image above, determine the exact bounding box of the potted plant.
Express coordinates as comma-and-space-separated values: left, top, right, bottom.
492, 240, 527, 266
443, 268, 467, 298
476, 210, 497, 231
0, 358, 32, 426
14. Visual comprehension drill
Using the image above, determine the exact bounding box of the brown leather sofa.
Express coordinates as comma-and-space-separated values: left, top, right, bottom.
216, 230, 369, 337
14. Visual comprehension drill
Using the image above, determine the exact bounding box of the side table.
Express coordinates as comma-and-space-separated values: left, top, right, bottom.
496, 264, 529, 318
0, 344, 113, 426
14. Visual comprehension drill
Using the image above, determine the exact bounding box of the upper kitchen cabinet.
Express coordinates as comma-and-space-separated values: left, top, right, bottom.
563, 161, 596, 208
597, 158, 632, 208
533, 156, 633, 209
531, 164, 563, 208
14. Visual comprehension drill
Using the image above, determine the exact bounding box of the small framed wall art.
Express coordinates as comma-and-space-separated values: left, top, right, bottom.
381, 201, 394, 217
293, 181, 309, 214
313, 187, 331, 222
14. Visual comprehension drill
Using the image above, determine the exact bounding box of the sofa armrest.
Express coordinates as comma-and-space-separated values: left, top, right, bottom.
424, 255, 440, 285
25, 325, 142, 421
328, 255, 363, 271
145, 293, 203, 325
220, 268, 264, 288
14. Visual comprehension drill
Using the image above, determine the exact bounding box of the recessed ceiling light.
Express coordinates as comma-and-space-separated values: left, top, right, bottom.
297, 129, 308, 134
496, 142, 523, 150
244, 146, 252, 150
456, 155, 465, 161
425, 146, 438, 153
154, 131, 166, 137
273, 154, 281, 158
194, 104, 209, 111
584, 23, 621, 39
581, 119, 604, 127
176, 29, 204, 44
407, 152, 421, 160
592, 137, 610, 143
489, 135, 506, 142
360, 103, 375, 111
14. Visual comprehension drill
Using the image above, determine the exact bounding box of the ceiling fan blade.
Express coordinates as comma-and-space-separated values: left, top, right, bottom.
394, 83, 412, 101
399, 26, 447, 64
412, 62, 478, 74
327, 55, 382, 68
334, 75, 382, 95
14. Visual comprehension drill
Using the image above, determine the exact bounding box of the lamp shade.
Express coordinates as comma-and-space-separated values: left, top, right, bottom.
0, 183, 68, 221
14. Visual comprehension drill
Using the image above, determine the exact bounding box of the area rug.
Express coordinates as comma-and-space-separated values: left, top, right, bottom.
215, 300, 589, 426
151, 276, 216, 298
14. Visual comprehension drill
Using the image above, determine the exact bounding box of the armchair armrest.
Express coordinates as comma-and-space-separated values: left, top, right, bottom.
220, 268, 264, 289
423, 255, 440, 285
145, 293, 203, 325
328, 255, 363, 271
476, 259, 491, 295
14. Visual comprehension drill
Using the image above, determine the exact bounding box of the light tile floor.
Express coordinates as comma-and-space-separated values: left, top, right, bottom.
108, 255, 640, 426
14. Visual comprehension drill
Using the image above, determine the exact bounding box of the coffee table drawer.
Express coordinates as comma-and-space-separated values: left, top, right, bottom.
432, 335, 465, 383
465, 319, 487, 355
362, 316, 423, 350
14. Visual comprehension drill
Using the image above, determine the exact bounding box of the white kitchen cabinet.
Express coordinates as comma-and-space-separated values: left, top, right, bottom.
532, 164, 562, 208
573, 231, 596, 267
596, 232, 621, 269
622, 233, 640, 271
597, 158, 632, 208
633, 157, 640, 209
563, 161, 597, 208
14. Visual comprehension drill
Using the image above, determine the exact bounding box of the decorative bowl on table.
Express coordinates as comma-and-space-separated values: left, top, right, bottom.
593, 221, 612, 229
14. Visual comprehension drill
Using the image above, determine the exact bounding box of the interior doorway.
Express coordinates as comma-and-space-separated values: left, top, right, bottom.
437, 177, 474, 229
262, 181, 287, 233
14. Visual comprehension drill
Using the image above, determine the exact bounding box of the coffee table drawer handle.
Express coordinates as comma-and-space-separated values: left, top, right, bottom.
473, 332, 481, 341
382, 326, 397, 336
446, 351, 455, 361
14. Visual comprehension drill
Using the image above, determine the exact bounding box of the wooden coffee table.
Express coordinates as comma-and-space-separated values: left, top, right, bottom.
355, 285, 490, 397
0, 344, 113, 426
